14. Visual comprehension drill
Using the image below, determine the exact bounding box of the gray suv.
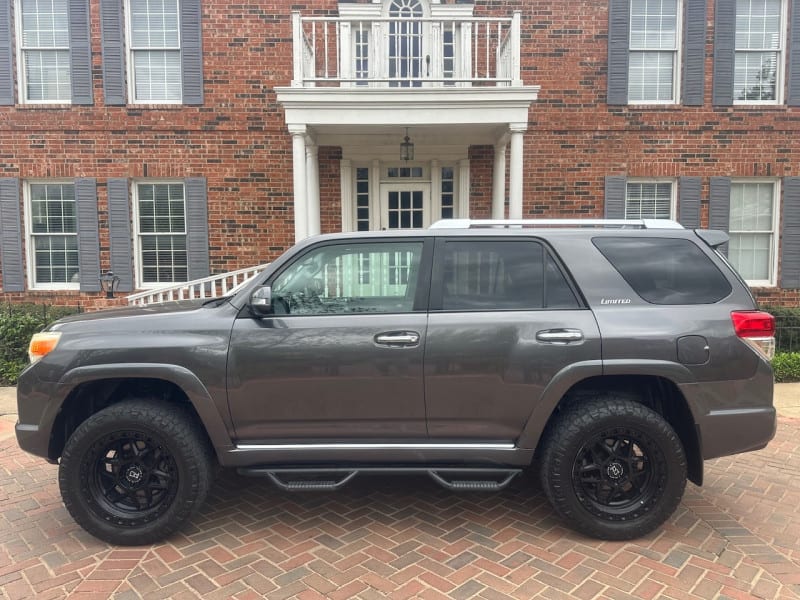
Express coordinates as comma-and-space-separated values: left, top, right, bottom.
16, 219, 777, 545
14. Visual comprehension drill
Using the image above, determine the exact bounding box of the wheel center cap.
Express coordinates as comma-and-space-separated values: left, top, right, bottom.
606, 461, 624, 480
125, 465, 144, 484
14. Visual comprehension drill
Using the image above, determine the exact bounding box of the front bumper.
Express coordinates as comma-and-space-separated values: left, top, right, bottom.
15, 367, 60, 459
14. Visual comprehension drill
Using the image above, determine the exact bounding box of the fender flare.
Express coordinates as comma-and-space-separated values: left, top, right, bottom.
517, 359, 695, 450
54, 363, 234, 454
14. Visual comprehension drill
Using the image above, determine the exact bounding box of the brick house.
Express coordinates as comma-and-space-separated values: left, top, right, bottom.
0, 0, 798, 309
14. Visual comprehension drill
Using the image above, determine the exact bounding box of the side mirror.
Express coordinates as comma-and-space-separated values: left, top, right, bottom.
249, 285, 273, 317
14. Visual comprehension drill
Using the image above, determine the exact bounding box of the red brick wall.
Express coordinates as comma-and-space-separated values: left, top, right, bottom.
1, 0, 799, 307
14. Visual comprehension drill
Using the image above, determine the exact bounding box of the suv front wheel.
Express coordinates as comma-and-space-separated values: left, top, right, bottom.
540, 395, 687, 540
59, 399, 215, 545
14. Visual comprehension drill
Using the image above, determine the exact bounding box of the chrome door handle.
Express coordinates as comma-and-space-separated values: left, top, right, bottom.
536, 329, 584, 344
374, 331, 420, 347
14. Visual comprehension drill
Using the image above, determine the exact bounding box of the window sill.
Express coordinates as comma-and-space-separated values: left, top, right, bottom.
16, 104, 74, 110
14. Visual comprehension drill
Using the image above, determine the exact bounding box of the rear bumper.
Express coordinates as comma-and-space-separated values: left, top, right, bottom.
695, 406, 777, 460
679, 361, 776, 460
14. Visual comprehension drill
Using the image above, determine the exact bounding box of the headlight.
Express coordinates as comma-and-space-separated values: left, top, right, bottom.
28, 332, 62, 363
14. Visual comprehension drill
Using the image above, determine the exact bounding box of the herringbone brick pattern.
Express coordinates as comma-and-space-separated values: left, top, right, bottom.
1, 418, 799, 599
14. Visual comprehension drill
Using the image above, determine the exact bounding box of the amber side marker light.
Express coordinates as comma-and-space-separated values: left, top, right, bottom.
28, 332, 62, 364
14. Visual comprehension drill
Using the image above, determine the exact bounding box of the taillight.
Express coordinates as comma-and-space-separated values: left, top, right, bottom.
731, 311, 775, 360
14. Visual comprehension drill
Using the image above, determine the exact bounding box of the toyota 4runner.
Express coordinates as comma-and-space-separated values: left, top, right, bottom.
16, 219, 777, 545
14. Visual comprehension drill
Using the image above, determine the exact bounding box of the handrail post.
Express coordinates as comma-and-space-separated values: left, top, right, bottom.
292, 12, 303, 87
511, 11, 521, 86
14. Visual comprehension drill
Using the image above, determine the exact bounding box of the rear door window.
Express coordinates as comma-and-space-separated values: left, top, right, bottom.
432, 240, 580, 311
592, 237, 732, 304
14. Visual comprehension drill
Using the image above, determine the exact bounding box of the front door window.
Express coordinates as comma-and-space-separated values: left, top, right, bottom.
381, 183, 430, 230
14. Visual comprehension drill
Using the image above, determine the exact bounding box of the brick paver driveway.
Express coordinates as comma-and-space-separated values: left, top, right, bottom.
1, 417, 799, 600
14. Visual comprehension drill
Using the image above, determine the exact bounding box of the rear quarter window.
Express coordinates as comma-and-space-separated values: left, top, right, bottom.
592, 237, 733, 305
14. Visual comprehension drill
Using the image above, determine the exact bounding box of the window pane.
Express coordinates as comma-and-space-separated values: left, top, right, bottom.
734, 52, 778, 101
140, 234, 188, 283
728, 182, 775, 281
272, 242, 424, 315
33, 233, 79, 284
440, 241, 546, 311
628, 51, 674, 101
729, 183, 774, 231
630, 0, 678, 50
735, 0, 781, 49
133, 51, 182, 102
625, 182, 672, 219
138, 183, 185, 234
29, 183, 77, 233
593, 237, 732, 304
23, 50, 71, 101
130, 0, 180, 48
21, 0, 69, 47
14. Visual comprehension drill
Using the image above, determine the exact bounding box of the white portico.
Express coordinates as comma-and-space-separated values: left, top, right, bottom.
276, 1, 539, 240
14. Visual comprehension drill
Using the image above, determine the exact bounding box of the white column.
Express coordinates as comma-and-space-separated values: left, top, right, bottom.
508, 125, 526, 220
492, 137, 508, 219
289, 125, 308, 241
431, 159, 441, 224
306, 142, 320, 236
458, 158, 470, 219
340, 159, 353, 232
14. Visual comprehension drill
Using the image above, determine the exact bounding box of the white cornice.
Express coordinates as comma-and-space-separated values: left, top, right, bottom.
276, 87, 540, 128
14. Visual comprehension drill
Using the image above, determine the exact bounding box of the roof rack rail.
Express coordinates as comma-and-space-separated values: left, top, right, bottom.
428, 218, 684, 230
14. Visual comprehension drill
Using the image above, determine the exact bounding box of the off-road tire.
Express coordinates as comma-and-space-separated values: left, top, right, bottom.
540, 395, 687, 540
59, 399, 215, 545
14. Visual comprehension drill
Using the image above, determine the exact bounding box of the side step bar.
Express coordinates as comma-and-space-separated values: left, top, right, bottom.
237, 467, 522, 492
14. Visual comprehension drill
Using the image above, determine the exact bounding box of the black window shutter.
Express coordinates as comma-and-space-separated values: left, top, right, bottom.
780, 177, 800, 287
604, 176, 627, 218
712, 0, 735, 106
107, 178, 134, 292
607, 0, 631, 105
100, 0, 126, 105
75, 178, 101, 292
0, 0, 13, 106
185, 177, 210, 281
69, 0, 93, 104
789, 0, 800, 106
181, 0, 204, 105
0, 179, 24, 291
709, 177, 731, 255
678, 177, 702, 228
682, 0, 707, 106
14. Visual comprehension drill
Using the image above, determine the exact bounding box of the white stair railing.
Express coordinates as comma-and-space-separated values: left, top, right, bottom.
126, 264, 270, 306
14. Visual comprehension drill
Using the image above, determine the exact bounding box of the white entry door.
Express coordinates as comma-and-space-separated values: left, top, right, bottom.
380, 183, 431, 229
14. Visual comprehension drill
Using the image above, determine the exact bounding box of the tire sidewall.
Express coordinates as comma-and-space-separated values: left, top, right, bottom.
544, 401, 687, 540
59, 403, 207, 545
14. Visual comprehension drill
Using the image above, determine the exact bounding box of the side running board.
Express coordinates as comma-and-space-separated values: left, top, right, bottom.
237, 467, 522, 492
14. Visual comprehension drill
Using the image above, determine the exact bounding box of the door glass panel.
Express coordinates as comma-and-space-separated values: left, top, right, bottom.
389, 0, 424, 87
272, 242, 423, 314
439, 241, 547, 311
387, 189, 425, 230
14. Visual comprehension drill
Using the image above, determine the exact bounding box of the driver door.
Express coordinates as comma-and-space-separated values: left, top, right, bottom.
227, 238, 432, 442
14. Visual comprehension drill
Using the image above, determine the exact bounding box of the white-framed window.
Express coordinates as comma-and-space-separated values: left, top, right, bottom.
734, 0, 787, 104
728, 180, 779, 285
24, 181, 79, 289
625, 180, 676, 219
15, 0, 71, 103
125, 0, 182, 103
133, 181, 188, 286
628, 0, 681, 103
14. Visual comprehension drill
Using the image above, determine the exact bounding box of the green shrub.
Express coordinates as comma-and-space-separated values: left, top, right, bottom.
0, 304, 80, 386
772, 352, 800, 383
762, 306, 800, 353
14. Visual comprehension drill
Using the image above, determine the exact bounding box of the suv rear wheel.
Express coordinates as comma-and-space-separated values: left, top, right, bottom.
59, 399, 214, 545
540, 395, 687, 540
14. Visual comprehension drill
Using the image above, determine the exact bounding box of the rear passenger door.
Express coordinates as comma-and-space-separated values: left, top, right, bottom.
424, 238, 602, 441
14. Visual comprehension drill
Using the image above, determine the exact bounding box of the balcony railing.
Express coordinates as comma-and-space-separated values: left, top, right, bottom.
291, 11, 521, 88
126, 264, 270, 306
